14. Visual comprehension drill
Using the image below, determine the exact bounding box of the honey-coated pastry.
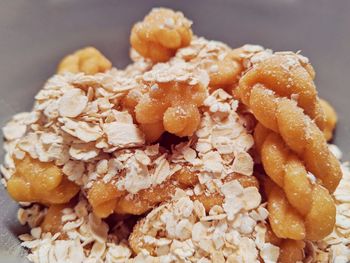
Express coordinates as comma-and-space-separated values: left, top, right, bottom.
7, 155, 79, 204
87, 180, 125, 218
237, 52, 341, 241
88, 168, 259, 218
130, 8, 193, 62
57, 47, 112, 74
237, 52, 325, 129
205, 51, 242, 89
134, 74, 208, 141
252, 89, 341, 193
41, 204, 67, 234
87, 169, 192, 218
255, 124, 336, 240
237, 53, 341, 193
320, 98, 338, 141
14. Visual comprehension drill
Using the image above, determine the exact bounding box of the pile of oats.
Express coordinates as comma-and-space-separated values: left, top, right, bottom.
1, 29, 349, 263
18, 199, 133, 263
129, 187, 275, 262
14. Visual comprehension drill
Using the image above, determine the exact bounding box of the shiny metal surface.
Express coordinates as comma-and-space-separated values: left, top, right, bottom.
1, 0, 350, 261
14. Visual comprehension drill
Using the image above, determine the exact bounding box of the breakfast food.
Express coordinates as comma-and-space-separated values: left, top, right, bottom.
1, 7, 349, 263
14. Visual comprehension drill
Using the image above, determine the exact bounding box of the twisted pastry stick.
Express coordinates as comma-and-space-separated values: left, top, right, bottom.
236, 53, 342, 193
237, 52, 325, 130
255, 123, 336, 240
236, 52, 341, 241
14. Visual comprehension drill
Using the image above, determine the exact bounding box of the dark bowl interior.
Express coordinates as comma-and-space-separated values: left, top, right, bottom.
1, 0, 350, 261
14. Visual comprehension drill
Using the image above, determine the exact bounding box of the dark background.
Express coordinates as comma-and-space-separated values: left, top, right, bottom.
1, 0, 349, 261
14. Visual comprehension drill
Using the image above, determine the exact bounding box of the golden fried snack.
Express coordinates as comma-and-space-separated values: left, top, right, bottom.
122, 84, 165, 142
205, 51, 242, 88
256, 125, 336, 240
266, 181, 306, 240
7, 155, 79, 204
87, 167, 259, 218
57, 47, 112, 74
114, 180, 178, 215
245, 62, 341, 239
267, 179, 336, 241
278, 99, 341, 192
320, 98, 337, 141
41, 204, 67, 234
88, 170, 189, 217
278, 239, 305, 263
237, 52, 324, 129
87, 180, 125, 218
124, 171, 259, 214
258, 129, 313, 216
130, 8, 193, 62
237, 53, 341, 193
210, 45, 261, 89
134, 76, 207, 141
88, 169, 191, 218
88, 170, 190, 218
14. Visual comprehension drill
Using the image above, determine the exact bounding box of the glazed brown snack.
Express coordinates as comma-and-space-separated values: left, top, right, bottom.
88, 167, 259, 218
57, 46, 112, 74
1, 7, 348, 263
134, 62, 209, 140
130, 8, 193, 62
238, 52, 341, 241
40, 204, 68, 234
255, 124, 336, 240
236, 52, 341, 193
237, 52, 325, 129
7, 155, 79, 204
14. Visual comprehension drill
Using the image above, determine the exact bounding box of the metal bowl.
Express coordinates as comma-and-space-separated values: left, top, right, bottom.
1, 0, 349, 261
